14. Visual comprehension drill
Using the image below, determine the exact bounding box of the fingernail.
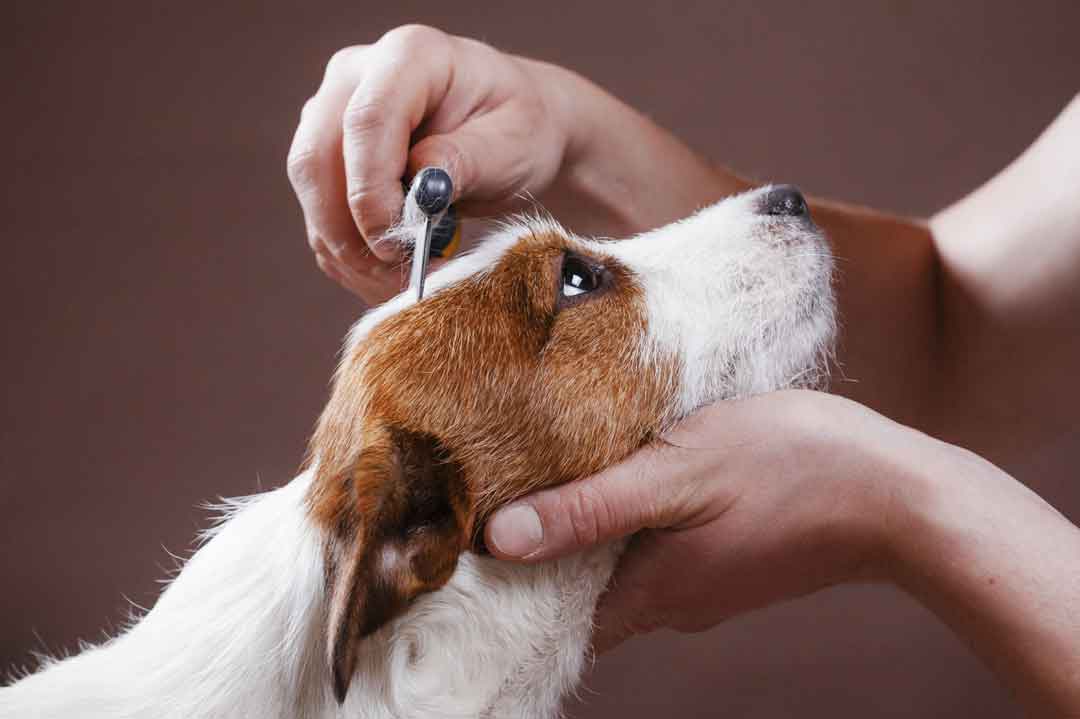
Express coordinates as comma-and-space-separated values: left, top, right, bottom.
488, 504, 543, 558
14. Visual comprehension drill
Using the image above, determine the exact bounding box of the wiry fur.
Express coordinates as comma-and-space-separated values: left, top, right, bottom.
1, 186, 835, 719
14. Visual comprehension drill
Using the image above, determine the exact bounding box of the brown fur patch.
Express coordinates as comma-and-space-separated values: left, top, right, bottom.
305, 227, 680, 699
317, 425, 469, 702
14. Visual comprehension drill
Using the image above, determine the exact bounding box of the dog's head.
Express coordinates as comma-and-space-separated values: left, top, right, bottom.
306, 185, 835, 700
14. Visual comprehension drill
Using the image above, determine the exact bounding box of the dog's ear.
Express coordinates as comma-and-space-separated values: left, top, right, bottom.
311, 425, 471, 703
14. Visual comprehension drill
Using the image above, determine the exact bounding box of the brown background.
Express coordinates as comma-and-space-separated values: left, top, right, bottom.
4, 2, 1078, 716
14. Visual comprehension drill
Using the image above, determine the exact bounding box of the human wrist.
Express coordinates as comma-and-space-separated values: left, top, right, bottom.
874, 435, 1080, 713
871, 433, 993, 585
526, 60, 746, 235
873, 430, 1063, 605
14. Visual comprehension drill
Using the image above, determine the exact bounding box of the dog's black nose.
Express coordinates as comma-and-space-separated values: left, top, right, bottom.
760, 185, 808, 217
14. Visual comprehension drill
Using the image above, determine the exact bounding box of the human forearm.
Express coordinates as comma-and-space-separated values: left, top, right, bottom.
540, 67, 945, 428
501, 84, 1080, 467
888, 438, 1080, 716
535, 61, 748, 237
544, 68, 946, 429
485, 387, 1080, 712
554, 90, 1080, 458
760, 96, 1080, 452
807, 200, 940, 429
295, 30, 1077, 465
928, 94, 1080, 465
289, 30, 750, 304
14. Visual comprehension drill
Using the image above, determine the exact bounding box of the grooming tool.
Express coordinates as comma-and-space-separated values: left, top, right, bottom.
407, 167, 458, 302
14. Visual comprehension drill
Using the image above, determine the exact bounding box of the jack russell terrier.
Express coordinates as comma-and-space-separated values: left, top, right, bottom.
2, 184, 835, 719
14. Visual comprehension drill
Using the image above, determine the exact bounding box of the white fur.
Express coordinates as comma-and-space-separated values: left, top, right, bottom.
1, 472, 618, 719
1, 186, 834, 719
599, 186, 835, 413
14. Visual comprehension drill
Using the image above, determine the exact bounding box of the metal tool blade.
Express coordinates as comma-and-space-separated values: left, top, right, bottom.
409, 214, 435, 302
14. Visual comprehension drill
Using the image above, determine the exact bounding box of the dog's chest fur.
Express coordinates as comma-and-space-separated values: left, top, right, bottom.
2, 187, 835, 719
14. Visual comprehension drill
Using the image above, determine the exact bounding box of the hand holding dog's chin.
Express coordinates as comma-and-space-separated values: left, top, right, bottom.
579, 391, 949, 651
485, 391, 1020, 642
490, 392, 894, 619
490, 391, 1080, 713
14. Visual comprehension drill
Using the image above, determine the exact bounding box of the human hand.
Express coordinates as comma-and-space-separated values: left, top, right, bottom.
483, 390, 940, 651
484, 389, 1080, 714
286, 25, 581, 302
287, 25, 742, 304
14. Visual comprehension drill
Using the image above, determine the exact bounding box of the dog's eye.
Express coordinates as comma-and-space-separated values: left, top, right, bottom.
561, 257, 599, 298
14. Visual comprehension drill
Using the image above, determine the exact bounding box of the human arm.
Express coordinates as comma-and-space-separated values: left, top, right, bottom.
285, 25, 741, 300
786, 93, 1080, 451
484, 391, 1080, 716
928, 95, 1080, 464
288, 26, 1080, 465
285, 25, 938, 439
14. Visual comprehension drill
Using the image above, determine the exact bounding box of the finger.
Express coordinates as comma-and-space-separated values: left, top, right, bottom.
314, 249, 356, 288
591, 532, 673, 653
289, 46, 382, 272
342, 25, 455, 260
407, 103, 537, 208
485, 443, 692, 562
317, 245, 452, 304
313, 246, 380, 295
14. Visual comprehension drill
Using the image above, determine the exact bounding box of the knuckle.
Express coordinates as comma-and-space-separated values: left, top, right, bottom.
312, 233, 355, 264
327, 241, 355, 263
564, 485, 612, 548
620, 454, 673, 527
640, 490, 674, 529
342, 95, 389, 136
297, 96, 318, 122
345, 187, 391, 236
323, 45, 360, 80
345, 185, 378, 216
307, 233, 329, 255
285, 143, 318, 189
313, 251, 335, 274
457, 35, 497, 58
515, 92, 548, 130
379, 23, 445, 51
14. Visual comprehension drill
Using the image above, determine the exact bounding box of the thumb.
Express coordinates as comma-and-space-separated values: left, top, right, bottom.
408, 105, 544, 210
407, 133, 476, 207
484, 445, 677, 562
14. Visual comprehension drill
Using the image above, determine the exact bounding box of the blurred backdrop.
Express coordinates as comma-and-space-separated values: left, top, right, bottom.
4, 2, 1078, 716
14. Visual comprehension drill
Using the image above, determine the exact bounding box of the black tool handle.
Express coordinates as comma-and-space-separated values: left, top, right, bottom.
414, 167, 453, 216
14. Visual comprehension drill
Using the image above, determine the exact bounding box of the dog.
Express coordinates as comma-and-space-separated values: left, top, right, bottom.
1, 184, 835, 719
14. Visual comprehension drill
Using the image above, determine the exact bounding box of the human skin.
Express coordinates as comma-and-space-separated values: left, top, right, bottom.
485, 392, 1080, 716
287, 25, 1080, 716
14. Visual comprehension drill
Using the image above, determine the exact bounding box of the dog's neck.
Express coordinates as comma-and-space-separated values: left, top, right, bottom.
5, 471, 617, 719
